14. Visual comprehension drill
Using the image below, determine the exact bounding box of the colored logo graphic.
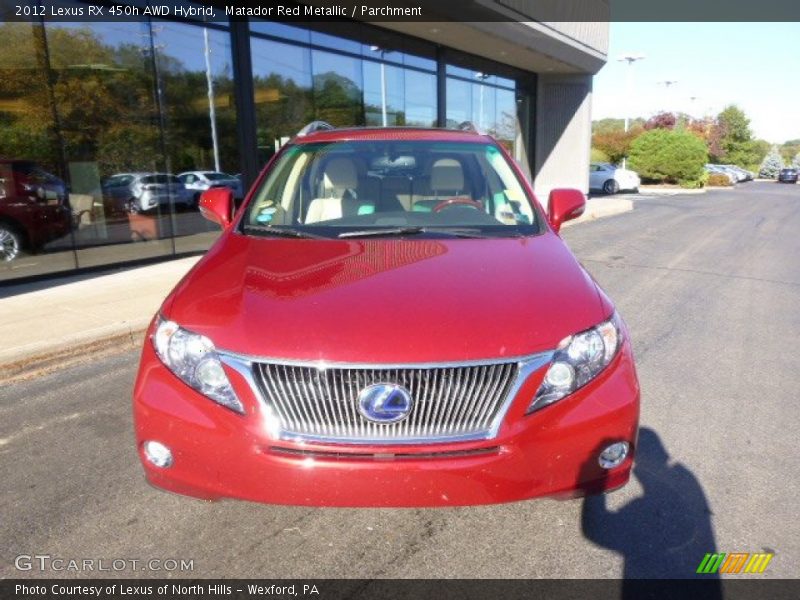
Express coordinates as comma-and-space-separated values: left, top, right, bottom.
357, 383, 414, 423
696, 552, 774, 574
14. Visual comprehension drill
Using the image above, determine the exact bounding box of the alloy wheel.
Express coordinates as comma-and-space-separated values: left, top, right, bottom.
0, 226, 21, 262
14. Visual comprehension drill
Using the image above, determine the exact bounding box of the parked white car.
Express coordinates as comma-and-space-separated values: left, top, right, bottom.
589, 162, 641, 195
704, 165, 737, 184
102, 173, 194, 213
178, 171, 243, 206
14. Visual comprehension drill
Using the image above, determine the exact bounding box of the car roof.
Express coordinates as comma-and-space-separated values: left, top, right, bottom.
109, 172, 174, 178
292, 126, 494, 145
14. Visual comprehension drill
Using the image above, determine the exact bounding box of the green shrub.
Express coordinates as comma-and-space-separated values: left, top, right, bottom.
707, 173, 733, 187
628, 128, 708, 186
680, 171, 709, 189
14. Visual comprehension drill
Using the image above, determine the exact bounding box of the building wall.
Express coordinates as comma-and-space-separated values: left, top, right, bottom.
533, 74, 594, 206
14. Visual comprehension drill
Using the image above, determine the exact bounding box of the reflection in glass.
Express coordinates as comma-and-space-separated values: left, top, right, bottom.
446, 75, 525, 166
363, 55, 436, 128
0, 23, 72, 277
151, 21, 238, 254
312, 50, 364, 128
363, 58, 403, 126
251, 37, 313, 164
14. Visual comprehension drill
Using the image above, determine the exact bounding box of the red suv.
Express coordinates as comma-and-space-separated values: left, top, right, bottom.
0, 159, 71, 262
133, 124, 640, 506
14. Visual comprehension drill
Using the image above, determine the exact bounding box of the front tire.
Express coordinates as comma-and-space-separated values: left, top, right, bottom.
603, 179, 620, 195
0, 224, 22, 262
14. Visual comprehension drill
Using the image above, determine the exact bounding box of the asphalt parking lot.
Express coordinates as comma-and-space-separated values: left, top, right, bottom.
2, 182, 798, 579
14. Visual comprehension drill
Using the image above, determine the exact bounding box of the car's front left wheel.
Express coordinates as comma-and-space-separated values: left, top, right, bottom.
0, 224, 22, 262
603, 179, 620, 195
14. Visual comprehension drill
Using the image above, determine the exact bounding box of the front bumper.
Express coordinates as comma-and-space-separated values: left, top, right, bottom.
133, 333, 640, 507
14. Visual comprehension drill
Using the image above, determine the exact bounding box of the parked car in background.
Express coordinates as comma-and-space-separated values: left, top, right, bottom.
178, 171, 244, 205
704, 165, 738, 185
102, 173, 193, 214
0, 159, 72, 262
778, 168, 798, 184
589, 162, 641, 195
134, 122, 641, 507
721, 165, 753, 182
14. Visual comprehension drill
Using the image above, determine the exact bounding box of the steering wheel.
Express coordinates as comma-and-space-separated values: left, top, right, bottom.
432, 196, 484, 213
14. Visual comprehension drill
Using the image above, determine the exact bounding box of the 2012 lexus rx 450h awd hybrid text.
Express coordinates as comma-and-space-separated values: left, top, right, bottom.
133, 123, 640, 507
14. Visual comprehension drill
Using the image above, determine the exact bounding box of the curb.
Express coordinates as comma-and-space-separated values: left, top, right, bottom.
563, 197, 634, 228
637, 187, 707, 196
0, 320, 149, 385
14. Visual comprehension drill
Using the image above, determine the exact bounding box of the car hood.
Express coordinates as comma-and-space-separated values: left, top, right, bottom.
163, 231, 611, 363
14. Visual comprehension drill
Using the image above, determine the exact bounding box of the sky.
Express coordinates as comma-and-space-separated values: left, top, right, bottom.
592, 22, 800, 144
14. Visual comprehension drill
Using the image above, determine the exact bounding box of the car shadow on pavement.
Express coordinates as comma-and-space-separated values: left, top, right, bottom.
580, 427, 723, 599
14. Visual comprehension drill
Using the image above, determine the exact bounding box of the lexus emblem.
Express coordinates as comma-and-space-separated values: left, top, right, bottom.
357, 383, 414, 423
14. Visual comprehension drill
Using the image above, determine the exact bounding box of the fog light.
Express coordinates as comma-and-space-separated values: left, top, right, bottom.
143, 440, 173, 468
598, 441, 629, 469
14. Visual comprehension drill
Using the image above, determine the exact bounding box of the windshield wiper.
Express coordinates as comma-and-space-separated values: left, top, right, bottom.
242, 225, 328, 239
338, 226, 425, 239
338, 226, 521, 239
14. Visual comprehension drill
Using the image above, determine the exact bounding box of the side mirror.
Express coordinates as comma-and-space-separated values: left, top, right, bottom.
547, 188, 586, 233
199, 187, 233, 228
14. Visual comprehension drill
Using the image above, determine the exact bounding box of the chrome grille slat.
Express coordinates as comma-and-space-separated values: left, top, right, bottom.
253, 361, 520, 443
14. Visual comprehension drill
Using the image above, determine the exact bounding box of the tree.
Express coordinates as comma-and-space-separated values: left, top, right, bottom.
628, 128, 708, 186
644, 112, 677, 130
780, 140, 800, 164
592, 117, 646, 135
752, 140, 772, 168
792, 153, 800, 170
591, 147, 610, 163
591, 127, 643, 165
686, 116, 714, 143
758, 147, 784, 179
709, 105, 760, 167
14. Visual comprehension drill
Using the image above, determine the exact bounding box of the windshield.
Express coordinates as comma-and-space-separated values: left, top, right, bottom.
243, 140, 540, 238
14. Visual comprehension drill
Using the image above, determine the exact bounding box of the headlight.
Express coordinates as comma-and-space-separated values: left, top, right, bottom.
152, 317, 244, 413
528, 313, 623, 413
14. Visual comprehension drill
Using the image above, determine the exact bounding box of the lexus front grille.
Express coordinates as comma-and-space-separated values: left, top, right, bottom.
252, 361, 520, 443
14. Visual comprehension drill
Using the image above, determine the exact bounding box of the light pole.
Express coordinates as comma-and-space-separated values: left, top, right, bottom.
475, 71, 491, 131
204, 27, 221, 172
657, 80, 679, 113
617, 54, 645, 168
370, 46, 394, 126
688, 95, 702, 120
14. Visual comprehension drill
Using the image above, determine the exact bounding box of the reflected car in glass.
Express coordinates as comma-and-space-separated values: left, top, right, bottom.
133, 124, 641, 506
178, 171, 244, 205
0, 159, 71, 262
102, 173, 193, 214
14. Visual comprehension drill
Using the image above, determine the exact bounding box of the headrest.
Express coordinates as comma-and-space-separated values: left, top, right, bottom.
323, 157, 358, 192
431, 158, 464, 191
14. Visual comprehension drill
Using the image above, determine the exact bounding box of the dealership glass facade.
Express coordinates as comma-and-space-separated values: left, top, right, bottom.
0, 9, 535, 283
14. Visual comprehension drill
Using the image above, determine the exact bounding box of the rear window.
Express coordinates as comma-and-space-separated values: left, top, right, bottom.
141, 174, 181, 184
203, 172, 233, 181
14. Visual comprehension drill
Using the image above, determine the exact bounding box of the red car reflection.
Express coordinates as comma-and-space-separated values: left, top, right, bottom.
0, 159, 71, 262
133, 125, 640, 506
